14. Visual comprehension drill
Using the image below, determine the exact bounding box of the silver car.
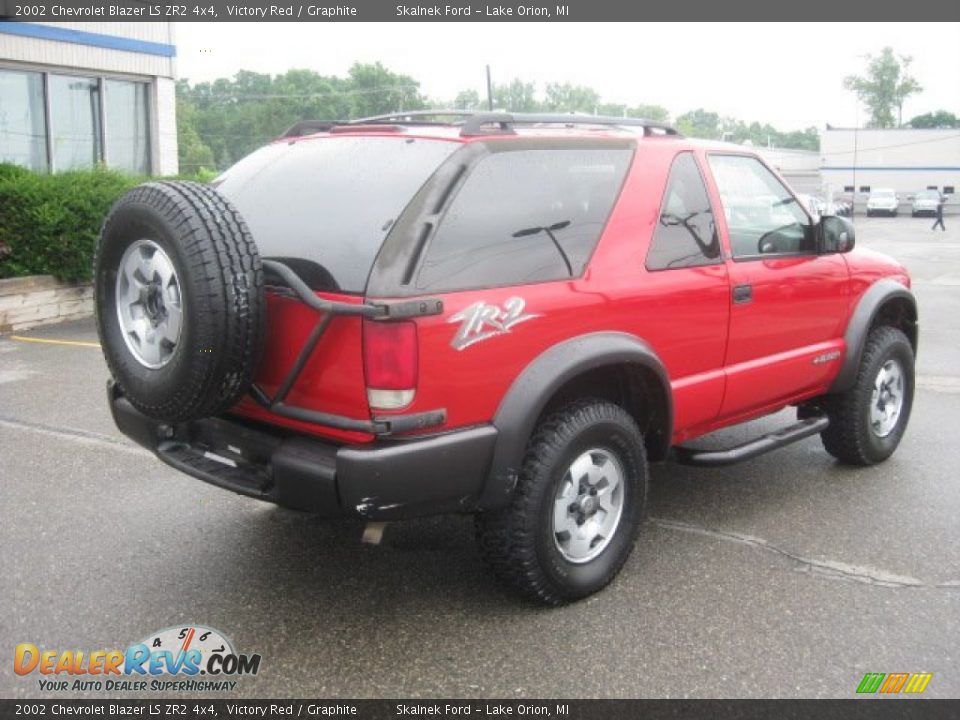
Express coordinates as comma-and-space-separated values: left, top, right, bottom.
912, 190, 942, 217
866, 188, 899, 217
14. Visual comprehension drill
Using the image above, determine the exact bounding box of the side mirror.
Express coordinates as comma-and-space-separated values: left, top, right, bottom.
820, 215, 855, 254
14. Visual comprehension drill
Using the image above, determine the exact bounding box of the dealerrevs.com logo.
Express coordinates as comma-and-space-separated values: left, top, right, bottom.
14, 625, 262, 692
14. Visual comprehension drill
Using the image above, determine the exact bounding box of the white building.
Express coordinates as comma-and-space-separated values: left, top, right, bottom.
0, 22, 177, 175
757, 147, 820, 195
820, 128, 959, 202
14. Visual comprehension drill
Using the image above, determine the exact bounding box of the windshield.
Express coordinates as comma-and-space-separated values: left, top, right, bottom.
214, 135, 459, 293
872, 189, 895, 197
917, 191, 940, 200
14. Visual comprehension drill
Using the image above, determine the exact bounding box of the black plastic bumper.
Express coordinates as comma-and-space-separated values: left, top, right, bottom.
108, 383, 498, 520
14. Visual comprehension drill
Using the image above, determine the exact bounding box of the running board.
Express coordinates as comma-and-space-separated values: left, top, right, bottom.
674, 416, 829, 467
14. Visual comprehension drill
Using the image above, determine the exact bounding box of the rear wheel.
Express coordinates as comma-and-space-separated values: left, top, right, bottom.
820, 326, 914, 465
95, 182, 264, 422
476, 399, 647, 604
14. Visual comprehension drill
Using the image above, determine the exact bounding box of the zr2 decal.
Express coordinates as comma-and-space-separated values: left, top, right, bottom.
448, 297, 539, 351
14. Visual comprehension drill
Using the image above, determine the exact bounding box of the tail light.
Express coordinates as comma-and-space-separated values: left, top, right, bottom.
363, 319, 418, 410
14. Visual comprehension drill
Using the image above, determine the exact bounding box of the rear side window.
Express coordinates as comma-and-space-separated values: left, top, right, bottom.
413, 147, 633, 292
646, 153, 721, 270
215, 136, 458, 293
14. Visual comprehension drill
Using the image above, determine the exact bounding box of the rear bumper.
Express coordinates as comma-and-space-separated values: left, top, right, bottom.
109, 383, 497, 520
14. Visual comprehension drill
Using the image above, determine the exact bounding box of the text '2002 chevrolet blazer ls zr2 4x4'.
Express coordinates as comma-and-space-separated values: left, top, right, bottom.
96, 111, 917, 604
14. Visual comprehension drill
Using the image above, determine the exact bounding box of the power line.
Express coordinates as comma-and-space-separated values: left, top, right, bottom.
820, 132, 960, 157
184, 84, 421, 104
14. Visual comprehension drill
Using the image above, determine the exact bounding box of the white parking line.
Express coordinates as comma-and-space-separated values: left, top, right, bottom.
0, 416, 149, 456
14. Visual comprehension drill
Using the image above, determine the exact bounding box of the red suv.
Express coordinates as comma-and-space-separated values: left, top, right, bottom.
96, 112, 917, 604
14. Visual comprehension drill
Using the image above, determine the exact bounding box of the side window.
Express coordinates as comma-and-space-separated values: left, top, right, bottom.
646, 153, 721, 270
707, 154, 813, 259
414, 146, 633, 292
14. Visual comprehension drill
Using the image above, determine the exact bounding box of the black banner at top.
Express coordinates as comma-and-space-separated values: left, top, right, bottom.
0, 0, 954, 21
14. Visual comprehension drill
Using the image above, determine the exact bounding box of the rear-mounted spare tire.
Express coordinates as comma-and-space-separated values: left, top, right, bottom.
95, 181, 264, 423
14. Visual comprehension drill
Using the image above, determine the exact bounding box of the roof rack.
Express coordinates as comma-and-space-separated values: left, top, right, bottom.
351, 110, 482, 127
459, 112, 680, 137
282, 120, 339, 137
281, 110, 680, 139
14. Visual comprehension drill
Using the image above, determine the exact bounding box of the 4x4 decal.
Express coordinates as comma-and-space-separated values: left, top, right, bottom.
448, 297, 539, 351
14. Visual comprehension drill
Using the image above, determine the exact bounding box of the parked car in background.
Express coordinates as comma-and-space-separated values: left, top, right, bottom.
797, 193, 825, 218
830, 199, 852, 217
867, 188, 900, 217
912, 190, 942, 217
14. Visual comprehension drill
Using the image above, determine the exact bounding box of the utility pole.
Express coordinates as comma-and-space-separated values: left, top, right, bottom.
486, 65, 493, 111
852, 102, 859, 218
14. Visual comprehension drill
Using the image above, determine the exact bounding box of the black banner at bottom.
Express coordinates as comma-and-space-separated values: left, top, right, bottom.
1, 700, 959, 720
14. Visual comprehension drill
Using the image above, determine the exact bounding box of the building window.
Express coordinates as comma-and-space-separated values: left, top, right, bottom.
49, 74, 102, 171
0, 68, 48, 171
859, 186, 871, 193
1, 67, 152, 174
843, 186, 855, 193
945, 187, 955, 195
105, 80, 150, 174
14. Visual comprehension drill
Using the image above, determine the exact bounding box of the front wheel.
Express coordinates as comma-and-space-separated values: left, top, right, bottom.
475, 399, 647, 604
820, 326, 915, 465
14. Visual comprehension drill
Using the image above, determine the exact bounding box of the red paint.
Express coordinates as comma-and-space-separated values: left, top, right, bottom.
230, 129, 911, 449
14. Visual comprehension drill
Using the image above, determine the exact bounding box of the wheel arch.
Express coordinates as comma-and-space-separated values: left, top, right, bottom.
478, 332, 672, 509
831, 278, 918, 394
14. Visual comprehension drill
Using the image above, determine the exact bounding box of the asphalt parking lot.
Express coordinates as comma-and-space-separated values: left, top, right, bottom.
1, 215, 958, 699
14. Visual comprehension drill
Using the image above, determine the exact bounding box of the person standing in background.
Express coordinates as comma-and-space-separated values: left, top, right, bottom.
933, 193, 947, 231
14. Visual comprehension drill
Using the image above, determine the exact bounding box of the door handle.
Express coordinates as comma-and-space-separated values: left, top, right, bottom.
732, 284, 753, 304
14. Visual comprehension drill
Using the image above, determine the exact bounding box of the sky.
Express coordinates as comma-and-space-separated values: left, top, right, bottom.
174, 22, 960, 130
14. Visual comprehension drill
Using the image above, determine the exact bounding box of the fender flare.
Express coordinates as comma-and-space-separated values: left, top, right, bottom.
830, 278, 918, 393
477, 332, 673, 509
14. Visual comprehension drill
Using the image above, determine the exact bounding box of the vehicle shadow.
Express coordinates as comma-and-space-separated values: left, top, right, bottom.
171, 406, 859, 618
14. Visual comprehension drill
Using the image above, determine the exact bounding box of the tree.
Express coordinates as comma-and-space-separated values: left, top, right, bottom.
345, 62, 425, 117
844, 47, 923, 128
627, 104, 670, 123
909, 110, 959, 128
675, 108, 720, 139
453, 89, 482, 110
492, 79, 539, 112
542, 82, 600, 113
176, 88, 215, 174
177, 64, 427, 169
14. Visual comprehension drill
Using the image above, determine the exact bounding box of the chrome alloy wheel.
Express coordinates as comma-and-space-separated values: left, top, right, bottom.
115, 239, 183, 369
870, 358, 905, 438
552, 448, 625, 563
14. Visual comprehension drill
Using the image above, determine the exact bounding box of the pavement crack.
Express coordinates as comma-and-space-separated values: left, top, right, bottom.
650, 517, 947, 589
0, 414, 149, 456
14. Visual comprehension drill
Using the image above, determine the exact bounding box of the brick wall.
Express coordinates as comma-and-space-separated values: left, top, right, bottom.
0, 276, 94, 333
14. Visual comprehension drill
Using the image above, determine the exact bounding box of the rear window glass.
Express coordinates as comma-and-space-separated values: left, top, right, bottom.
214, 136, 458, 293
413, 147, 632, 292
